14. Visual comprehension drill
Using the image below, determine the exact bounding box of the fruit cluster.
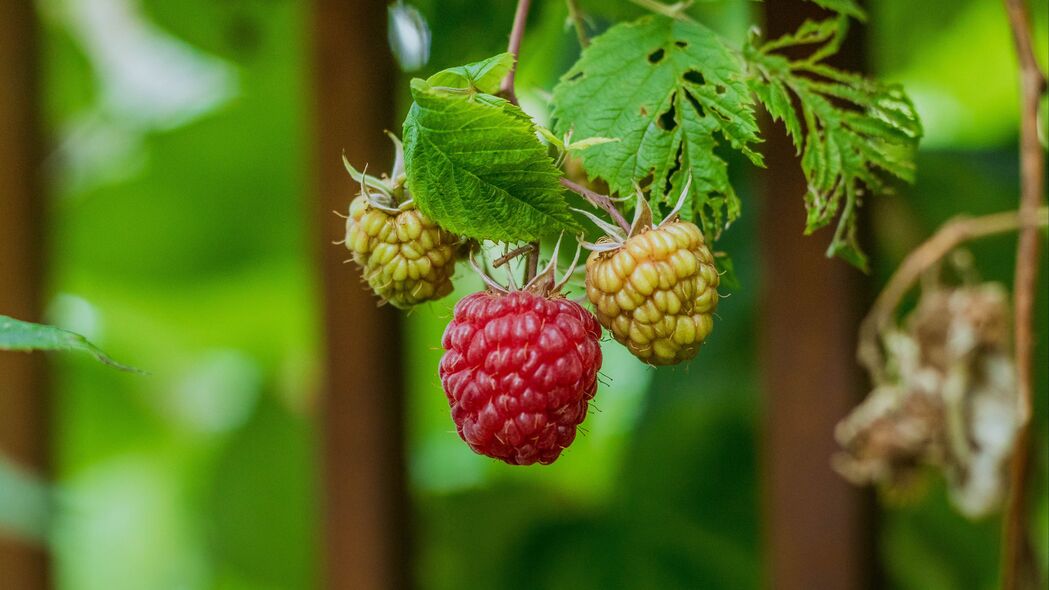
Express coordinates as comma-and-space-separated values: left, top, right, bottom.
341, 144, 720, 465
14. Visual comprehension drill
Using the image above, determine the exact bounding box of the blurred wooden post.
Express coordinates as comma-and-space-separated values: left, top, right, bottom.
313, 1, 411, 589
0, 1, 49, 588
758, 2, 876, 589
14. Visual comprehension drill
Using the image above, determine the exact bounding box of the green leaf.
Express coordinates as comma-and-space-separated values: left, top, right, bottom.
403, 77, 577, 242
566, 137, 619, 152
744, 19, 922, 271
0, 315, 142, 373
714, 253, 740, 291
745, 53, 802, 152
804, 0, 867, 21
537, 126, 564, 149
756, 17, 843, 58
425, 53, 515, 95
552, 15, 761, 241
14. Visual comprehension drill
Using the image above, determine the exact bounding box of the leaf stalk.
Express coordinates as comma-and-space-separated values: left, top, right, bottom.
1000, 0, 1048, 586
560, 178, 631, 233
565, 0, 590, 48
857, 207, 1048, 384
499, 0, 531, 106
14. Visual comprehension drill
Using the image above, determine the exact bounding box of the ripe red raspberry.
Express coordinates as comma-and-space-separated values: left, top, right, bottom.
439, 289, 603, 465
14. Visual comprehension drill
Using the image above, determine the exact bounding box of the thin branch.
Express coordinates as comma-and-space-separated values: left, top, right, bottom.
561, 177, 631, 233
1001, 0, 1048, 587
499, 0, 532, 105
491, 0, 541, 285
856, 207, 1048, 381
492, 243, 536, 268
493, 0, 540, 285
565, 0, 590, 48
524, 241, 540, 284
1003, 0, 1049, 94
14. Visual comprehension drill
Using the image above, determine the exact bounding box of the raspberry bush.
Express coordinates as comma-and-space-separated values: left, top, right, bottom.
338, 0, 922, 464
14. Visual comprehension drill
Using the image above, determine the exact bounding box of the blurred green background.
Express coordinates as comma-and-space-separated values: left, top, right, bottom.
1, 0, 1046, 588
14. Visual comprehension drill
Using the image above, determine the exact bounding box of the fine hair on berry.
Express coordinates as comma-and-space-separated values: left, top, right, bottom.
439, 289, 603, 465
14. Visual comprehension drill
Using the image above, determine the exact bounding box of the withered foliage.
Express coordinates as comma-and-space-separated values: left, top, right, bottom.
835, 283, 1021, 517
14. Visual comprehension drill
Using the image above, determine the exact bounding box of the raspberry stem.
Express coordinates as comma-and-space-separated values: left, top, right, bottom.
492, 243, 536, 268
561, 178, 630, 233
1000, 0, 1047, 585
565, 0, 590, 48
858, 207, 1048, 383
499, 0, 532, 106
496, 0, 542, 284
524, 241, 540, 284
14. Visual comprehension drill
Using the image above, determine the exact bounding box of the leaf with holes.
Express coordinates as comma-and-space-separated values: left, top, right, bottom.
744, 20, 922, 270
0, 315, 142, 373
403, 69, 577, 242
552, 15, 761, 241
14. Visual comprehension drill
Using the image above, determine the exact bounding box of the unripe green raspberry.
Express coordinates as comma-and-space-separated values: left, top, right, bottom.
585, 221, 719, 365
346, 195, 458, 309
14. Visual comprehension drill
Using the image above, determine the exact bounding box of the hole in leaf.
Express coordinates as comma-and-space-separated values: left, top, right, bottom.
657, 97, 677, 131
683, 70, 705, 85
715, 85, 727, 95
674, 40, 688, 48
663, 144, 684, 195
648, 48, 665, 64
684, 91, 705, 118
568, 71, 584, 82
637, 173, 654, 191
